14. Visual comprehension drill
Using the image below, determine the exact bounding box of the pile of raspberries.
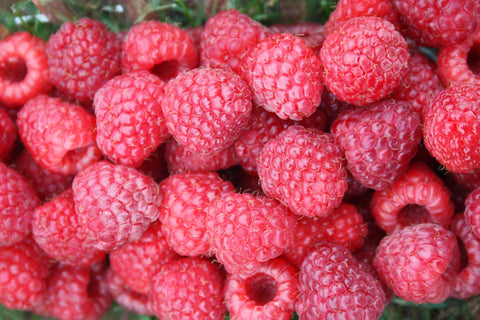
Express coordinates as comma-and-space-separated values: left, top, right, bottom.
1, 0, 480, 319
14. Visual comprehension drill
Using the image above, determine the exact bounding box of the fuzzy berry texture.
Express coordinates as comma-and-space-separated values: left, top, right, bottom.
296, 241, 385, 320
72, 160, 162, 251
224, 258, 297, 320
331, 99, 422, 191
206, 192, 297, 275
373, 223, 460, 303
0, 31, 51, 108
243, 33, 323, 121
150, 257, 225, 320
122, 20, 198, 82
464, 185, 480, 240
258, 125, 347, 217
0, 108, 15, 162
46, 17, 122, 102
94, 70, 170, 168
321, 16, 410, 106
159, 171, 235, 257
16, 94, 102, 175
161, 67, 252, 154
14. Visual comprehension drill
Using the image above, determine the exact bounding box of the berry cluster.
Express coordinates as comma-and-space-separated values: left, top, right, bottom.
0, 0, 480, 319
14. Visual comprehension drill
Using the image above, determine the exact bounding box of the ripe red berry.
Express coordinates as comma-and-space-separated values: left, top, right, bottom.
0, 107, 16, 161
464, 185, 480, 240
270, 22, 326, 54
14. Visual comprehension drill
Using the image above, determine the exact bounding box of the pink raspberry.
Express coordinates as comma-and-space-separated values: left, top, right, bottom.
242, 33, 323, 120
200, 9, 271, 75
392, 0, 480, 47
161, 67, 252, 154
269, 21, 326, 54
257, 125, 347, 217
371, 162, 454, 233
109, 221, 179, 294
206, 192, 297, 275
0, 107, 16, 162
0, 31, 51, 108
72, 160, 162, 251
331, 99, 422, 190
150, 257, 225, 320
122, 21, 198, 82
423, 83, 480, 173
159, 171, 235, 256
464, 185, 480, 240
46, 17, 122, 102
0, 162, 41, 246
224, 258, 297, 320
296, 241, 385, 320
16, 94, 102, 175
373, 223, 460, 303
94, 70, 170, 168
321, 16, 410, 106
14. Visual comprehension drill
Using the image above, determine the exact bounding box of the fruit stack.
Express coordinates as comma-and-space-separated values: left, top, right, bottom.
0, 0, 480, 319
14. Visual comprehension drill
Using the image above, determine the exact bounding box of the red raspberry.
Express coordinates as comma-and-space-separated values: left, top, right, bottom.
72, 160, 162, 251
0, 31, 51, 108
423, 83, 480, 173
390, 51, 444, 119
296, 241, 385, 320
317, 88, 352, 129
94, 70, 169, 168
284, 202, 368, 267
159, 171, 235, 256
122, 21, 198, 82
0, 107, 16, 162
451, 213, 480, 299
164, 138, 238, 174
257, 125, 347, 217
47, 17, 122, 102
373, 223, 460, 303
150, 257, 225, 320
242, 33, 323, 121
184, 26, 204, 51
270, 22, 326, 54
16, 94, 102, 175
109, 220, 179, 294
371, 162, 454, 233
0, 162, 41, 246
452, 169, 480, 192
343, 169, 370, 199
0, 238, 51, 310
324, 0, 401, 35
331, 99, 422, 191
321, 16, 410, 106
206, 192, 297, 275
464, 185, 480, 239
200, 9, 271, 75
224, 258, 297, 320
161, 67, 252, 154
136, 146, 168, 183
32, 188, 106, 267
392, 0, 480, 47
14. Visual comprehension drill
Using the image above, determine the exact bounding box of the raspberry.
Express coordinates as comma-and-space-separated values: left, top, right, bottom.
224, 258, 297, 320
0, 162, 41, 246
331, 99, 422, 191
321, 16, 410, 106
373, 223, 460, 303
161, 67, 252, 154
72, 160, 162, 251
423, 83, 480, 173
389, 51, 444, 119
136, 146, 168, 182
464, 185, 480, 239
150, 257, 225, 320
451, 213, 480, 299
453, 170, 480, 192
109, 220, 179, 294
0, 31, 51, 108
392, 0, 480, 47
164, 138, 238, 174
257, 125, 347, 217
205, 192, 297, 275
94, 70, 169, 168
122, 21, 198, 82
317, 88, 352, 129
242, 33, 323, 120
32, 188, 106, 267
270, 22, 326, 54
371, 162, 454, 233
16, 94, 102, 175
46, 17, 122, 102
0, 107, 16, 162
200, 9, 271, 75
296, 241, 385, 320
184, 26, 204, 51
159, 171, 235, 256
